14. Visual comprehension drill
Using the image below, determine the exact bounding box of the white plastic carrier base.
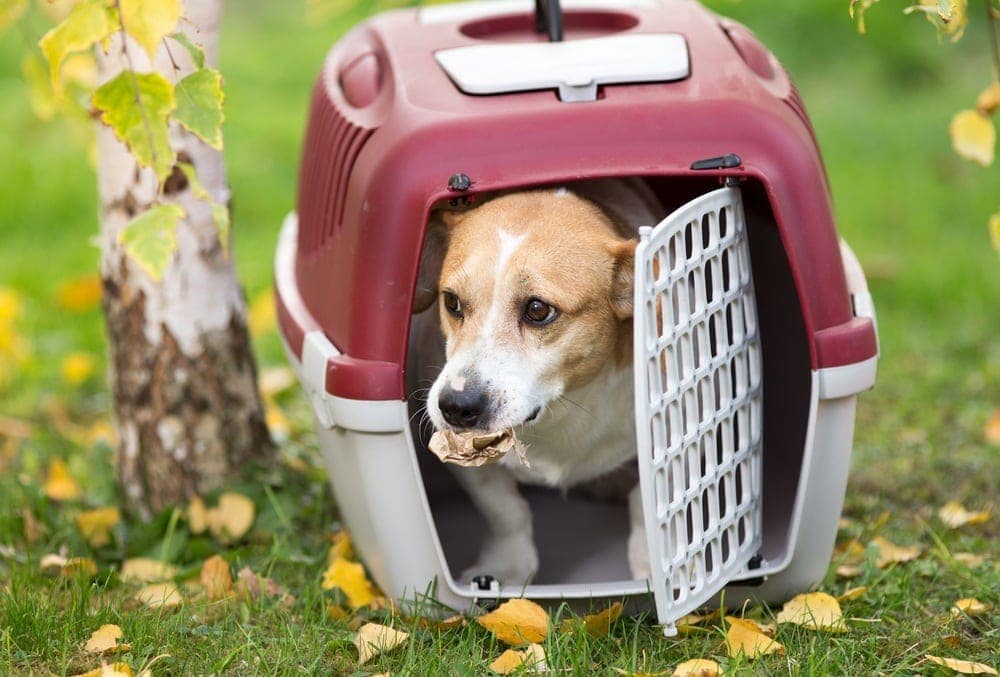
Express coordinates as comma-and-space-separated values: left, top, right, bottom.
276, 184, 877, 633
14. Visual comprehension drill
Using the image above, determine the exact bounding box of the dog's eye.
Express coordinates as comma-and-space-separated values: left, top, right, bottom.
523, 298, 558, 326
442, 291, 463, 318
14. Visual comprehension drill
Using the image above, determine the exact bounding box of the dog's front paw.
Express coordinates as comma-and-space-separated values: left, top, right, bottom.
460, 533, 538, 587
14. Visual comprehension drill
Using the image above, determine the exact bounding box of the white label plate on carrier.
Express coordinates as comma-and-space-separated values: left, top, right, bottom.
633, 186, 764, 635
434, 33, 690, 102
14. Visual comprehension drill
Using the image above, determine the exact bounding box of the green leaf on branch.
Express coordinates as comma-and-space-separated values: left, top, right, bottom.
119, 203, 185, 280
170, 32, 206, 69
119, 0, 181, 61
174, 68, 225, 149
93, 71, 177, 181
178, 163, 231, 255
38, 0, 116, 95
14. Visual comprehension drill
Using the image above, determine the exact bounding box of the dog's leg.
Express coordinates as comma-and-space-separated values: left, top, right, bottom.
452, 465, 538, 586
628, 483, 652, 579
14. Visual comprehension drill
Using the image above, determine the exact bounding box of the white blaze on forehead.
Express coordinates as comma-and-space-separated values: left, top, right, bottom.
495, 229, 526, 277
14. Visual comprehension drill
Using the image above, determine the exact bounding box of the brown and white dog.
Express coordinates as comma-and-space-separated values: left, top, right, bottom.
409, 178, 662, 585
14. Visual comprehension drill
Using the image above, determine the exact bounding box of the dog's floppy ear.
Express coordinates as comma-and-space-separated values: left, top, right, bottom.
610, 238, 638, 320
412, 209, 463, 314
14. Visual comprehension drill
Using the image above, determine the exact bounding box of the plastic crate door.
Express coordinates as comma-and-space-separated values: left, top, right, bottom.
632, 185, 764, 635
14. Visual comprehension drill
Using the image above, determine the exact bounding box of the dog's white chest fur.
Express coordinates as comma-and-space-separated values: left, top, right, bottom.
504, 362, 636, 487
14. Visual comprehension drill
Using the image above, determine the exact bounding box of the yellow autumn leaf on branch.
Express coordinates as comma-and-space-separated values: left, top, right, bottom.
76, 506, 121, 548
44, 458, 81, 501
905, 0, 968, 41
478, 598, 549, 646
119, 0, 181, 61
93, 72, 177, 181
38, 0, 115, 95
949, 110, 995, 167
977, 82, 1000, 116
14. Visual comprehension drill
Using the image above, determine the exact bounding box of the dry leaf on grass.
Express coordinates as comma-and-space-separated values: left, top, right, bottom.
71, 663, 135, 677
671, 658, 720, 677
206, 492, 255, 544
835, 564, 863, 579
354, 622, 408, 665
135, 582, 182, 609
235, 566, 296, 609
676, 610, 719, 635
838, 586, 868, 602
187, 496, 208, 535
984, 410, 1000, 445
41, 554, 97, 578
490, 643, 547, 674
560, 602, 622, 637
322, 557, 378, 608
120, 558, 177, 583
478, 598, 549, 645
84, 624, 129, 654
725, 616, 776, 637
200, 555, 233, 601
76, 507, 121, 548
870, 536, 921, 568
952, 598, 990, 617
326, 604, 350, 621
938, 502, 992, 529
776, 592, 846, 632
924, 654, 998, 675
953, 552, 986, 568
725, 616, 784, 659
43, 458, 81, 501
413, 613, 467, 631
428, 428, 529, 468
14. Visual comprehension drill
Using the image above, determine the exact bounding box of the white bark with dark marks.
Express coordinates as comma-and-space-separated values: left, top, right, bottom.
96, 0, 273, 517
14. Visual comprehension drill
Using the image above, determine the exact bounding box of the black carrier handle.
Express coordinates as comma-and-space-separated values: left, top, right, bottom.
535, 0, 564, 42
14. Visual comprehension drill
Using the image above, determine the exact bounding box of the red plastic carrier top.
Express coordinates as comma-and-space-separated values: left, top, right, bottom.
277, 0, 879, 402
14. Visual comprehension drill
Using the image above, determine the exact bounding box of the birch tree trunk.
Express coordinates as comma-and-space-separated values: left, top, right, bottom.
96, 0, 273, 518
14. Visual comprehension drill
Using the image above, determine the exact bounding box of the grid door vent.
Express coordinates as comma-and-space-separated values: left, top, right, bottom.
633, 185, 764, 634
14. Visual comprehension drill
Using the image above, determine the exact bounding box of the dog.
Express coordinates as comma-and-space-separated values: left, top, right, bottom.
409, 178, 663, 586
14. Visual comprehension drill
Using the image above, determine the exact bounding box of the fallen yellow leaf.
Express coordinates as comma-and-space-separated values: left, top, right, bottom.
838, 586, 868, 602
322, 556, 378, 608
44, 458, 81, 501
135, 582, 182, 609
57, 275, 102, 313
326, 604, 350, 621
953, 552, 986, 568
76, 507, 120, 548
924, 654, 998, 675
870, 536, 921, 568
835, 564, 863, 579
120, 557, 177, 583
71, 663, 135, 677
354, 622, 408, 665
61, 351, 96, 386
950, 109, 996, 167
833, 539, 865, 565
939, 501, 992, 529
725, 616, 784, 659
671, 658, 720, 677
328, 530, 354, 562
561, 601, 623, 638
490, 643, 546, 674
776, 592, 846, 632
187, 496, 208, 535
478, 598, 550, 646
84, 624, 129, 654
952, 597, 990, 617
984, 410, 1000, 445
200, 554, 233, 601
42, 554, 99, 578
206, 492, 255, 544
976, 82, 1000, 116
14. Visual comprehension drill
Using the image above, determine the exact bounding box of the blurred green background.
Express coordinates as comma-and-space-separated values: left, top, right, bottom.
1, 0, 997, 505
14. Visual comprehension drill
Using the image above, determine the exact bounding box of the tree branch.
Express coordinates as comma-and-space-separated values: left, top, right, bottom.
986, 0, 1000, 83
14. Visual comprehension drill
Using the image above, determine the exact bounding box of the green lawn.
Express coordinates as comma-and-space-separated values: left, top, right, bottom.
1, 0, 997, 674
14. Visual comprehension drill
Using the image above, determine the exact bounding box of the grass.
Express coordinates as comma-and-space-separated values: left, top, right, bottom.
1, 0, 998, 674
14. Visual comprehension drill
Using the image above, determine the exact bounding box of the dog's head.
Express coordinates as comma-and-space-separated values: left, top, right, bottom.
414, 188, 637, 433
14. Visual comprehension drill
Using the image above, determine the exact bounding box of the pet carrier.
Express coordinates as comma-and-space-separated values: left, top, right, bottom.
275, 0, 878, 634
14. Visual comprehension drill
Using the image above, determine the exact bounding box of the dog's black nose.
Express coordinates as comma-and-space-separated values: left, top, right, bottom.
439, 386, 488, 429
